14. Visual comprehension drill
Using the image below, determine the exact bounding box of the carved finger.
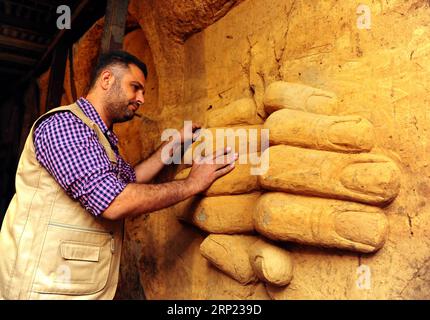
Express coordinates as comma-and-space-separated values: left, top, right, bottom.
176, 193, 261, 233
264, 81, 338, 115
205, 98, 264, 127
254, 192, 388, 253
259, 145, 400, 206
264, 109, 375, 153
200, 234, 259, 284
175, 156, 260, 196
183, 125, 264, 161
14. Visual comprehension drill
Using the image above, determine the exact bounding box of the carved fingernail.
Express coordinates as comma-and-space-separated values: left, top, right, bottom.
334, 210, 387, 250
340, 161, 400, 202
328, 118, 374, 151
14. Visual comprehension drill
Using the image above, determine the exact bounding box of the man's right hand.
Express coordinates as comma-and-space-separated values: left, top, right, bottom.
187, 147, 238, 194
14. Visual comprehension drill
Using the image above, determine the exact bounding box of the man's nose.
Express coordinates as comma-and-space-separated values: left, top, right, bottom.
137, 92, 145, 105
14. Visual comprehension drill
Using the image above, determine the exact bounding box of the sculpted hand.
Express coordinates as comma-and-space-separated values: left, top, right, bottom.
256, 81, 400, 253
175, 81, 401, 294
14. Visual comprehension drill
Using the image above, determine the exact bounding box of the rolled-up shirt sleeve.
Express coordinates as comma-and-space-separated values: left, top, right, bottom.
34, 112, 133, 216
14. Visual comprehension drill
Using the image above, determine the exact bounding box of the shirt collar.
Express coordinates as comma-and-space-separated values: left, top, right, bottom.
76, 97, 119, 147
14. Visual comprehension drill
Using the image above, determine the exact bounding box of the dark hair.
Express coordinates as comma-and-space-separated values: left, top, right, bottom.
88, 50, 148, 90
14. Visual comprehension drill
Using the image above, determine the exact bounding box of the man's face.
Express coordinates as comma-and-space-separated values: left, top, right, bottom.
104, 63, 146, 124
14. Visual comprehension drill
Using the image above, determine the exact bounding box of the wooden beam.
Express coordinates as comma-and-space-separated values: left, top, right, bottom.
0, 34, 46, 52
0, 12, 52, 36
68, 46, 78, 101
0, 46, 43, 62
0, 20, 52, 39
0, 66, 26, 76
100, 0, 129, 53
0, 52, 37, 65
27, 0, 57, 10
45, 38, 68, 111
34, 0, 89, 77
2, 0, 52, 13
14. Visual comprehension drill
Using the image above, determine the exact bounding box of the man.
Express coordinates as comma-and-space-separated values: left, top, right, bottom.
0, 51, 236, 299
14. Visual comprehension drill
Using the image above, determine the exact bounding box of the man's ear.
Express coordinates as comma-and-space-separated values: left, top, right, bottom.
99, 69, 114, 91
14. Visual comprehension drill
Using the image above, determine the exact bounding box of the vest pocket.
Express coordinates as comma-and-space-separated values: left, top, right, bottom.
31, 223, 114, 296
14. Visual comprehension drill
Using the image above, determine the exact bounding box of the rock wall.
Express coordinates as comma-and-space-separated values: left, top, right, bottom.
38, 0, 430, 299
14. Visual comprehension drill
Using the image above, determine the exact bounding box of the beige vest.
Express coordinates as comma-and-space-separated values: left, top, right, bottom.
0, 103, 123, 300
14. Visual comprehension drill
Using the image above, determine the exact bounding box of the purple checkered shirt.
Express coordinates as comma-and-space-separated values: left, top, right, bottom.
34, 97, 136, 216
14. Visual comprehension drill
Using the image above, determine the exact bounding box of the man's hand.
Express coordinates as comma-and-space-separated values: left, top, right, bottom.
103, 147, 238, 220
179, 122, 201, 144
186, 147, 238, 194
164, 122, 202, 164
135, 122, 202, 183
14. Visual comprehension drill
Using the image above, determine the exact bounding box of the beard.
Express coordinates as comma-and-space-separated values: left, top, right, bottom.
104, 80, 137, 124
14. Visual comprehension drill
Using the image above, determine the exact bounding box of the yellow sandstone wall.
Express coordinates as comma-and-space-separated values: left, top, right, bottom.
38, 0, 430, 299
